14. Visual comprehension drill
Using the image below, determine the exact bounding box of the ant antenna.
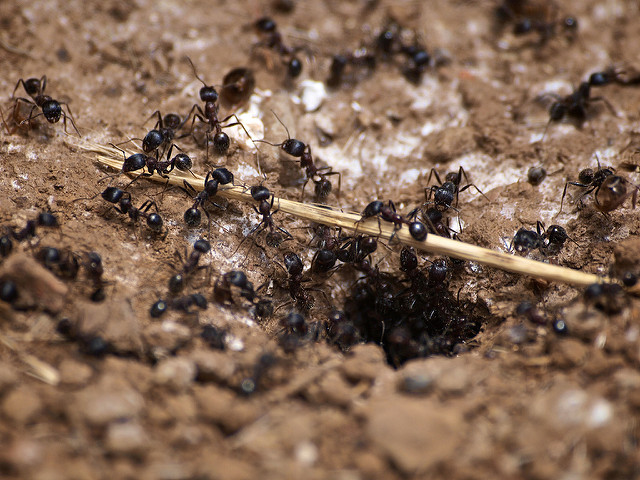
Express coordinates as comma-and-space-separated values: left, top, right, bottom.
271, 110, 291, 140
185, 56, 208, 87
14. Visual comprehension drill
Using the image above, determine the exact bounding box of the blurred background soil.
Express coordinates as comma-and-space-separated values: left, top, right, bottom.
2, 0, 640, 478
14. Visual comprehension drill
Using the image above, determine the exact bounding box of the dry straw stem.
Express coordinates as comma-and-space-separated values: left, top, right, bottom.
83, 142, 612, 290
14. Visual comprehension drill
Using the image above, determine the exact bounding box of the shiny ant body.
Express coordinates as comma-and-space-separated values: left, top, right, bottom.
246, 185, 292, 248
358, 200, 428, 241
10, 76, 80, 136
5, 211, 59, 243
101, 187, 164, 233
214, 270, 257, 306
183, 58, 253, 157
541, 78, 615, 136
260, 113, 341, 201
253, 17, 303, 79
167, 239, 211, 295
425, 166, 486, 212
560, 160, 638, 214
150, 293, 208, 318
509, 221, 573, 255
182, 168, 233, 227
495, 0, 577, 44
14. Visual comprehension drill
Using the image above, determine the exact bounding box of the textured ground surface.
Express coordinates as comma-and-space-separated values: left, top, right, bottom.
2, 0, 640, 479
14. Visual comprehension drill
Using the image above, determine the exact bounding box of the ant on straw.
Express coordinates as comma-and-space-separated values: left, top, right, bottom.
357, 200, 428, 242
183, 57, 255, 158
181, 168, 234, 227
100, 144, 194, 187
9, 75, 80, 136
258, 112, 341, 201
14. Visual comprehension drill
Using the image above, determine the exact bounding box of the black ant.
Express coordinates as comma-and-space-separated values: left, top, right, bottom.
214, 270, 256, 306
150, 293, 208, 318
85, 252, 107, 302
357, 200, 428, 241
10, 76, 80, 136
326, 49, 377, 88
589, 65, 640, 87
117, 111, 185, 161
55, 319, 112, 357
253, 17, 303, 79
182, 168, 233, 227
541, 80, 615, 137
583, 283, 628, 315
559, 158, 637, 214
278, 252, 328, 312
183, 58, 254, 158
509, 221, 574, 255
106, 190, 165, 234
167, 238, 212, 295
243, 185, 292, 249
336, 235, 378, 265
425, 166, 486, 212
259, 112, 342, 201
494, 0, 577, 45
239, 352, 278, 395
35, 246, 80, 280
5, 211, 60, 243
417, 207, 458, 238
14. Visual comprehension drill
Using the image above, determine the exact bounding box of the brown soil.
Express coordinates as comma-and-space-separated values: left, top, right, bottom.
2, 0, 640, 478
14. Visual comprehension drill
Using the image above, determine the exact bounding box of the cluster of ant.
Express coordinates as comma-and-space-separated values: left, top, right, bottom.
5, 11, 640, 372
327, 18, 440, 88
494, 0, 578, 45
0, 212, 107, 307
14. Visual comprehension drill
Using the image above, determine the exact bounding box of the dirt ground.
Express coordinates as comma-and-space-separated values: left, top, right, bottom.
2, 0, 640, 478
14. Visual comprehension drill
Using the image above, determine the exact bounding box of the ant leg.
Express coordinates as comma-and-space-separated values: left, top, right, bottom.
60, 110, 81, 137
220, 114, 258, 149
590, 96, 617, 116
145, 110, 164, 129
0, 108, 14, 135
426, 168, 443, 188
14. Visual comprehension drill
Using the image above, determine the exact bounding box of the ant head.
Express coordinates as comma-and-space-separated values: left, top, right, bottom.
400, 246, 418, 272
578, 168, 595, 185
255, 16, 277, 33
24, 77, 43, 96
42, 100, 62, 123
186, 57, 219, 102
284, 252, 304, 276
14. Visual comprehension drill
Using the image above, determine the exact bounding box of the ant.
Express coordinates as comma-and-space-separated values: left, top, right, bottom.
150, 293, 208, 318
278, 252, 328, 312
7, 211, 59, 243
214, 270, 256, 306
35, 246, 80, 280
243, 184, 292, 249
167, 238, 212, 295
85, 252, 107, 302
583, 283, 628, 315
425, 166, 486, 212
559, 158, 637, 214
183, 58, 254, 158
417, 207, 458, 238
259, 112, 341, 201
182, 168, 234, 227
589, 65, 640, 87
253, 17, 303, 79
494, 0, 577, 45
10, 76, 80, 136
336, 235, 378, 265
0, 280, 19, 305
201, 324, 227, 350
117, 111, 185, 161
541, 79, 615, 137
105, 189, 165, 234
358, 200, 428, 241
326, 49, 377, 88
527, 166, 546, 186
509, 221, 574, 255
